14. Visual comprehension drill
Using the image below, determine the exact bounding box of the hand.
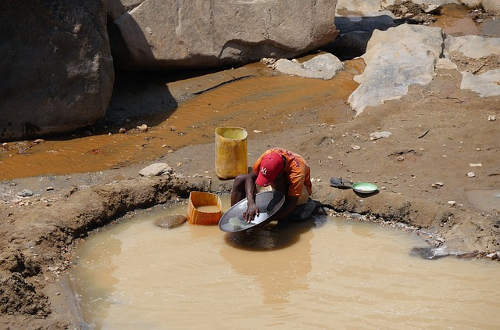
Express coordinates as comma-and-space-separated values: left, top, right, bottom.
243, 203, 259, 223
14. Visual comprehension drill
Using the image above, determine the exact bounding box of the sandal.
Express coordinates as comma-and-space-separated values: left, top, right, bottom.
329, 177, 353, 189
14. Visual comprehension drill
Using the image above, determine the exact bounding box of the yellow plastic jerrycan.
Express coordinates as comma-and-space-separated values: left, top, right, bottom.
215, 127, 248, 179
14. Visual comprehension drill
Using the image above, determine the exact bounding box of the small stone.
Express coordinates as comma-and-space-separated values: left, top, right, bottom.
119, 128, 127, 133
45, 187, 54, 191
488, 115, 496, 121
351, 144, 361, 150
396, 155, 405, 161
486, 252, 499, 260
432, 182, 444, 188
18, 189, 34, 197
155, 215, 187, 229
261, 58, 276, 65
369, 131, 392, 140
425, 4, 442, 14
467, 172, 475, 178
33, 139, 45, 144
469, 163, 482, 167
139, 163, 173, 177
137, 124, 149, 132
447, 201, 456, 206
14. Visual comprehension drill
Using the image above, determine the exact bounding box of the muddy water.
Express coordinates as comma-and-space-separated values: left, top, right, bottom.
0, 60, 362, 181
432, 4, 500, 38
70, 197, 500, 329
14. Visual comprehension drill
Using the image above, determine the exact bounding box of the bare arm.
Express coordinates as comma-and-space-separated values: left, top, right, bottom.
243, 172, 259, 223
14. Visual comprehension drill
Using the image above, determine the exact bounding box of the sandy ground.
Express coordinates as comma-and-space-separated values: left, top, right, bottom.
1, 52, 500, 328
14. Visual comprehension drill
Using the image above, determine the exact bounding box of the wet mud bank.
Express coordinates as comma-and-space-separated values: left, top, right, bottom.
0, 173, 205, 328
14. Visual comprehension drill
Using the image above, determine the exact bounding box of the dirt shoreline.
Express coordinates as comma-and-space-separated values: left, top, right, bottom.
1, 56, 500, 328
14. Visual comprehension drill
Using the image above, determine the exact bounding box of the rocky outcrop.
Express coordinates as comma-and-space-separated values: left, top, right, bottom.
0, 0, 114, 142
107, 0, 339, 70
348, 24, 500, 114
447, 35, 500, 97
348, 24, 442, 114
1, 0, 337, 141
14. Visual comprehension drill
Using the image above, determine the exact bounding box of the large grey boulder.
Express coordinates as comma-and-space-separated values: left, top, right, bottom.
348, 24, 443, 115
108, 0, 339, 70
336, 0, 392, 16
0, 0, 114, 142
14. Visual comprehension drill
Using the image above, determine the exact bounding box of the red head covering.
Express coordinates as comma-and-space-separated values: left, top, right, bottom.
255, 152, 284, 187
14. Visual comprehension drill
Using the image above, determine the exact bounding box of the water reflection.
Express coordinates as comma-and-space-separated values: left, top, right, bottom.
220, 218, 325, 304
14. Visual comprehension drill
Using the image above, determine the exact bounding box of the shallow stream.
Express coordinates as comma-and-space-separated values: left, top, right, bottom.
70, 197, 500, 329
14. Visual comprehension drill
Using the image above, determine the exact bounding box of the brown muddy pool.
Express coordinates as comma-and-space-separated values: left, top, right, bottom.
69, 196, 500, 329
432, 4, 500, 38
